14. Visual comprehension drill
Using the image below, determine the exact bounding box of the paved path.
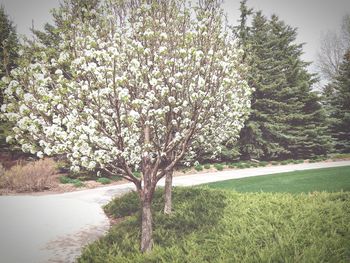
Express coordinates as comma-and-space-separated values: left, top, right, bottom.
0, 160, 349, 263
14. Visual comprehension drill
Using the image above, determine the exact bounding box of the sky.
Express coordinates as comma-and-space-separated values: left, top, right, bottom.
1, 0, 350, 74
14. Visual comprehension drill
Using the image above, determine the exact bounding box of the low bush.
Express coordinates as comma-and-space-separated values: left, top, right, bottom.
58, 175, 85, 187
203, 164, 211, 169
213, 163, 224, 171
0, 159, 57, 192
133, 171, 141, 178
79, 188, 350, 263
194, 164, 203, 172
97, 177, 112, 185
332, 153, 350, 159
258, 161, 269, 167
227, 163, 236, 168
71, 179, 85, 187
59, 175, 72, 184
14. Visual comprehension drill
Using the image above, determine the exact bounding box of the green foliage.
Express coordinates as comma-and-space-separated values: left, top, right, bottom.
71, 179, 84, 187
203, 164, 211, 169
237, 6, 332, 160
133, 171, 141, 178
97, 177, 112, 184
325, 51, 350, 153
58, 175, 84, 187
213, 163, 224, 171
258, 161, 268, 167
194, 164, 203, 172
59, 175, 72, 184
79, 188, 350, 262
207, 166, 350, 193
0, 6, 19, 153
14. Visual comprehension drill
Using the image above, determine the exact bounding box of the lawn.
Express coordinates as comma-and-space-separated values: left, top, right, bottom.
78, 188, 350, 262
205, 166, 350, 193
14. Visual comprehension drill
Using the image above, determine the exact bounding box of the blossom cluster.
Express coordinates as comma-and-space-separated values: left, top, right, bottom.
0, 0, 251, 179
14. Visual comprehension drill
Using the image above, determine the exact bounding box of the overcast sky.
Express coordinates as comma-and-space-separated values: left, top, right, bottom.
1, 0, 350, 73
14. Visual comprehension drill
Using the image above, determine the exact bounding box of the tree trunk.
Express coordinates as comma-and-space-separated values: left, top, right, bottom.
140, 195, 153, 252
163, 169, 173, 214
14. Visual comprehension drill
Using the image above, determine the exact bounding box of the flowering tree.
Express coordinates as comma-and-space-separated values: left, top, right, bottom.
0, 0, 251, 252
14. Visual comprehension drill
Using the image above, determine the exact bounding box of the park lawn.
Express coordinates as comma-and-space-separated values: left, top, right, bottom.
78, 188, 350, 262
205, 166, 350, 193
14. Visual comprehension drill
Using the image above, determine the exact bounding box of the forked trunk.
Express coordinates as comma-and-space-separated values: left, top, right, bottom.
164, 169, 173, 214
140, 195, 153, 252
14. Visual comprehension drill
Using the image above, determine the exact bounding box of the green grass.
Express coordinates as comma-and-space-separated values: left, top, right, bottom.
78, 188, 350, 262
206, 166, 350, 193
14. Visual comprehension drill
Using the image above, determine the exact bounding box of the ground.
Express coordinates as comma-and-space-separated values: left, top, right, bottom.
0, 160, 349, 262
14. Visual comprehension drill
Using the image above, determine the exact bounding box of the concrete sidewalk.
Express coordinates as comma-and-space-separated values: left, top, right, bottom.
0, 160, 349, 263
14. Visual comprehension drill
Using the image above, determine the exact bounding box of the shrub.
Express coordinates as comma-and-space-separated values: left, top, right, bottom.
258, 161, 268, 167
0, 159, 57, 192
332, 153, 350, 159
71, 179, 85, 187
235, 163, 244, 169
194, 164, 203, 172
214, 163, 224, 171
79, 189, 350, 263
59, 176, 85, 187
271, 161, 279, 166
97, 177, 112, 185
203, 164, 211, 169
59, 175, 72, 184
227, 163, 236, 168
133, 171, 141, 178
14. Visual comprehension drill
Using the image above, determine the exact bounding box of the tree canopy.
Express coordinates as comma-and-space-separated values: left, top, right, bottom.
0, 0, 251, 252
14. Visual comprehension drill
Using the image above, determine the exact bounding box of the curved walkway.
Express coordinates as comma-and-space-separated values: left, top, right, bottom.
0, 160, 349, 263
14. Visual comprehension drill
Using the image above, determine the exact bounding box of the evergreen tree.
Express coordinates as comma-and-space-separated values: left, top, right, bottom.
237, 9, 332, 160
326, 51, 350, 152
0, 6, 19, 152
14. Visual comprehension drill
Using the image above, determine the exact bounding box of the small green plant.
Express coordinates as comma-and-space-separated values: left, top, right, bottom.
204, 164, 211, 169
271, 161, 279, 166
236, 163, 244, 169
228, 163, 236, 168
97, 177, 112, 184
59, 176, 73, 184
280, 160, 289, 165
71, 179, 84, 187
214, 163, 224, 171
194, 164, 203, 172
59, 176, 84, 187
258, 161, 268, 167
133, 171, 141, 178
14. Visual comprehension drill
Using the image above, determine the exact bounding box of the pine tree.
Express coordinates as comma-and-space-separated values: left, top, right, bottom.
326, 51, 350, 152
0, 6, 19, 152
237, 10, 332, 160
